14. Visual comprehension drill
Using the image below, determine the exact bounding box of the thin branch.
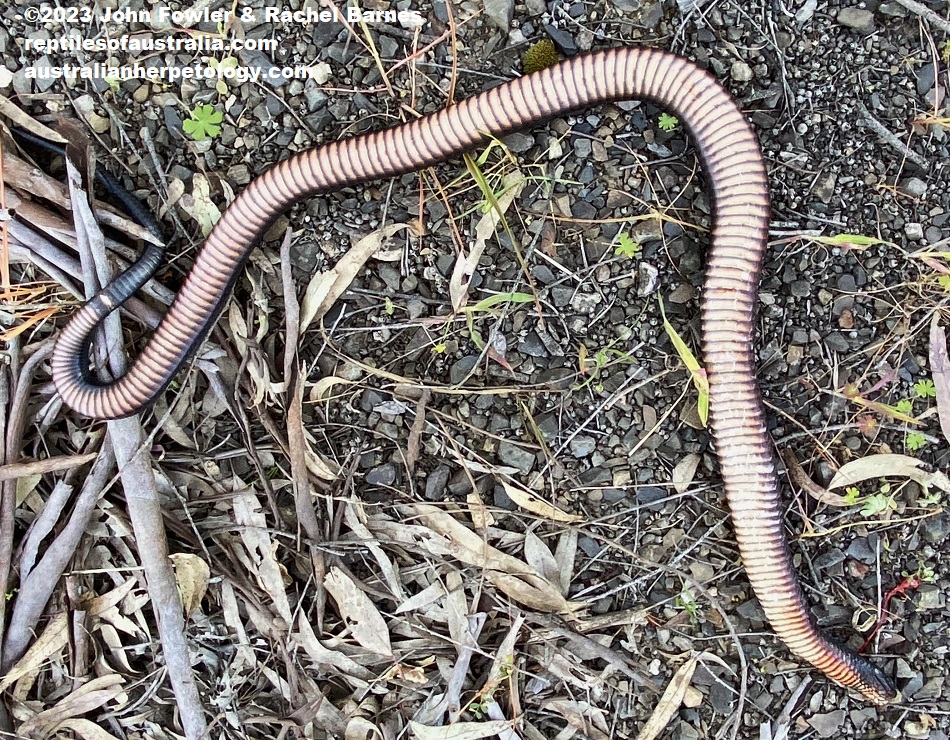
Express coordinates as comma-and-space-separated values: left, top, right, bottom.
892, 0, 950, 33
857, 100, 930, 170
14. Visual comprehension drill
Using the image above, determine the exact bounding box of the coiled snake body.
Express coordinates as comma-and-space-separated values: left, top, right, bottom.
50, 48, 898, 704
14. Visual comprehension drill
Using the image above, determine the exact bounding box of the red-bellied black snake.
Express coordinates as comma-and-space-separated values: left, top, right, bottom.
49, 47, 898, 704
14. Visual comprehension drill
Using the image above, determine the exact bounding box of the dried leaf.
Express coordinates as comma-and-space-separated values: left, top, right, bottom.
671, 453, 701, 494
409, 720, 514, 740
544, 699, 610, 738
300, 223, 410, 332
158, 176, 186, 220
15, 473, 43, 506
449, 170, 526, 311
309, 376, 355, 402
466, 490, 494, 529
389, 663, 429, 684
395, 580, 447, 615
170, 553, 211, 618
488, 572, 575, 612
828, 453, 950, 494
342, 500, 406, 602
232, 487, 294, 627
178, 172, 221, 236
324, 566, 393, 658
0, 611, 69, 691
56, 717, 122, 740
98, 623, 135, 673
395, 503, 583, 614
18, 674, 126, 736
0, 98, 67, 143
930, 316, 950, 445
87, 578, 144, 638
443, 570, 470, 650
55, 718, 122, 740
523, 531, 559, 586
554, 530, 578, 597
500, 481, 583, 523
345, 716, 382, 740
635, 655, 699, 740
294, 612, 374, 683
305, 448, 340, 481
782, 448, 852, 507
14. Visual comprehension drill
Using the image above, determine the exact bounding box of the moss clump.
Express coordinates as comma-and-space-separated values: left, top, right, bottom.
522, 40, 560, 75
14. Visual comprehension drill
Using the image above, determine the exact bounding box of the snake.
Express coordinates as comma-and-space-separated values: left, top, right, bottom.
48, 47, 899, 704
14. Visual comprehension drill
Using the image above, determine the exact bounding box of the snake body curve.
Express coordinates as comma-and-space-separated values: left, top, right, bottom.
50, 47, 898, 704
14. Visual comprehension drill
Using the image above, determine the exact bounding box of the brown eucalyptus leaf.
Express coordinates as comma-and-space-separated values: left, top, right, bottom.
170, 553, 211, 618
324, 566, 393, 658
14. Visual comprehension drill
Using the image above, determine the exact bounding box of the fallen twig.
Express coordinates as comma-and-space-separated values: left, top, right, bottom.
857, 100, 929, 170
65, 156, 209, 739
892, 0, 950, 33
0, 452, 97, 481
1, 445, 114, 669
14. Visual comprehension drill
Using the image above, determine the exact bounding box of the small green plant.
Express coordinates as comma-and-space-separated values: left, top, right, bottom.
942, 39, 950, 64
183, 104, 223, 140
860, 483, 897, 518
522, 39, 560, 74
461, 292, 533, 351
920, 488, 942, 507
896, 398, 914, 415
906, 432, 927, 451
914, 378, 936, 399
844, 486, 861, 505
905, 562, 937, 583
469, 698, 492, 719
676, 585, 699, 623
208, 56, 238, 94
614, 232, 641, 259
939, 275, 950, 291
658, 112, 679, 131
841, 383, 920, 426
577, 340, 636, 392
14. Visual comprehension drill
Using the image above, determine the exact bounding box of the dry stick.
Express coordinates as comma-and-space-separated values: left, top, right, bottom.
65, 159, 209, 739
892, 0, 950, 33
0, 445, 115, 669
0, 341, 53, 671
110, 420, 207, 738
279, 227, 328, 630
288, 376, 324, 546
0, 362, 8, 687
0, 452, 97, 481
856, 100, 930, 170
279, 228, 299, 390
1, 149, 160, 245
287, 371, 327, 632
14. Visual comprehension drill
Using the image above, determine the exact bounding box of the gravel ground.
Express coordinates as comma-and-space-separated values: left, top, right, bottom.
4, 0, 950, 737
